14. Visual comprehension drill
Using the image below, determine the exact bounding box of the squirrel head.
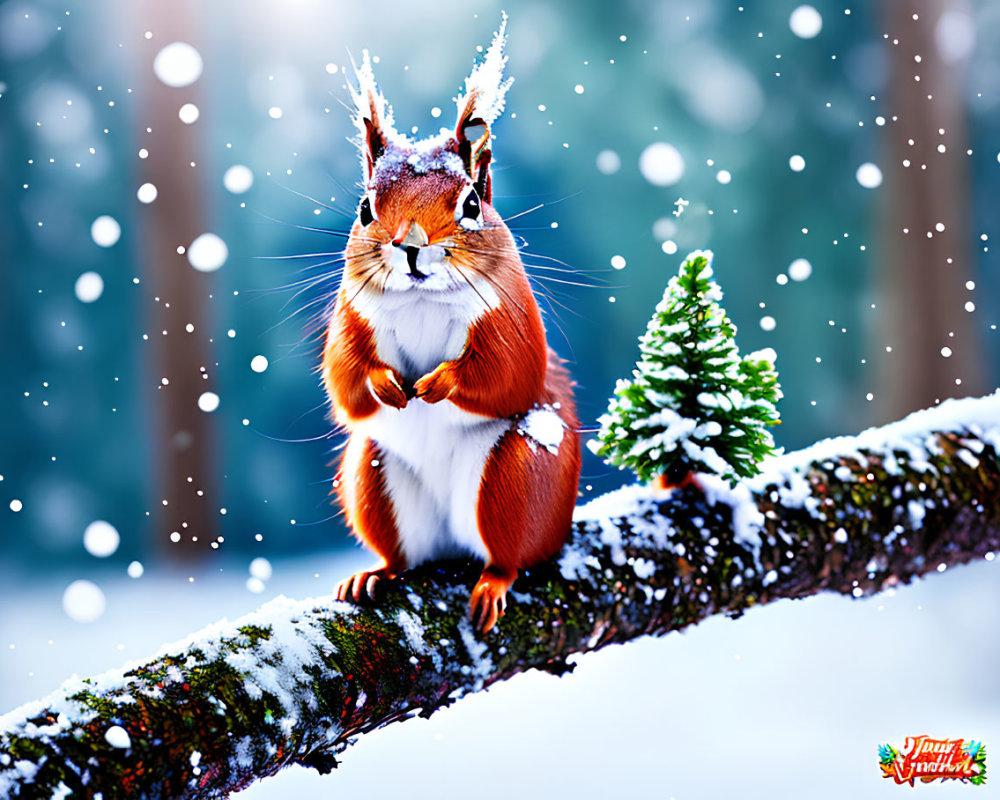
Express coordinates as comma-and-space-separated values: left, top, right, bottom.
343, 15, 517, 296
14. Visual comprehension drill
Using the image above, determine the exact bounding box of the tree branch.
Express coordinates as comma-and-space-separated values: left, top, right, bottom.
3, 394, 999, 799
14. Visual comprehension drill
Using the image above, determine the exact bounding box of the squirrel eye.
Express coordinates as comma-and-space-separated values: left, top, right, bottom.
455, 184, 483, 231
359, 195, 376, 227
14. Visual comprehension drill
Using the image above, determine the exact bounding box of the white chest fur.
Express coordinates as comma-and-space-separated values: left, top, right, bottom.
349, 281, 506, 565
352, 281, 496, 380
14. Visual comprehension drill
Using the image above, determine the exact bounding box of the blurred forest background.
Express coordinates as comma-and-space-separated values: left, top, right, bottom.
1, 0, 998, 577
4, 2, 1000, 797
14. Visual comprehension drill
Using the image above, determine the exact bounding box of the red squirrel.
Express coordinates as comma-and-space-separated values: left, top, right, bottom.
322, 17, 581, 633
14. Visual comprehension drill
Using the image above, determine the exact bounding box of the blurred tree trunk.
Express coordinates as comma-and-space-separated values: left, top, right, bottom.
876, 0, 984, 419
130, 2, 217, 559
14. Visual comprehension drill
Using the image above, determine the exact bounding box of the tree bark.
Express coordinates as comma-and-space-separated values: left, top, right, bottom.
2, 394, 999, 799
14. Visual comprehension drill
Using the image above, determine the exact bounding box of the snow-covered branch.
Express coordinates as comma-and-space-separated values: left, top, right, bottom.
2, 394, 999, 799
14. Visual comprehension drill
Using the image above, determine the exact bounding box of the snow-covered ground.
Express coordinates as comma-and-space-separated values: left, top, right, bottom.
2, 549, 997, 799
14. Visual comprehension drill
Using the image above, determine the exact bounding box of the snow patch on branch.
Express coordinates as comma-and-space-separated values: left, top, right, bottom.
558, 548, 603, 581
699, 477, 764, 553
575, 393, 1000, 582
198, 596, 345, 721
457, 619, 494, 690
755, 391, 1000, 488
573, 483, 659, 524
0, 593, 351, 795
104, 725, 131, 749
397, 610, 428, 656
696, 394, 1000, 560
566, 484, 681, 578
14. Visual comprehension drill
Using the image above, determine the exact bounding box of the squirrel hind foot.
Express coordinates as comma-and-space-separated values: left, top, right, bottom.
469, 565, 517, 634
336, 565, 398, 603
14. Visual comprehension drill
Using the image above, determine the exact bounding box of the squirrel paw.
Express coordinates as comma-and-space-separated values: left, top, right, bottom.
336, 565, 397, 603
413, 362, 456, 404
469, 567, 516, 634
369, 368, 408, 409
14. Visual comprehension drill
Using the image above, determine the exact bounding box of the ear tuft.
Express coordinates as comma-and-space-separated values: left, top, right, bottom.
454, 13, 513, 202
454, 12, 513, 130
348, 50, 398, 183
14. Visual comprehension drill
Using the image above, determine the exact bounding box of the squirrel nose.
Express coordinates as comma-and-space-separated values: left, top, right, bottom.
392, 221, 429, 249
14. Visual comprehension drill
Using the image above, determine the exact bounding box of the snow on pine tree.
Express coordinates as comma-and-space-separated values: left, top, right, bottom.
593, 250, 781, 486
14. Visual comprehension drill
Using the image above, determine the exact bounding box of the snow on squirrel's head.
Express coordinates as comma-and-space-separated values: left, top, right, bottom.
342, 15, 516, 294
350, 13, 511, 214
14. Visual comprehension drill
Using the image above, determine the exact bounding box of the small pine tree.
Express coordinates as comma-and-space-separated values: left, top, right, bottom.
593, 250, 781, 485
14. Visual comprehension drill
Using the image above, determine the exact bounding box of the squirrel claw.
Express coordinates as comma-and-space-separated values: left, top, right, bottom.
469, 567, 515, 634
413, 363, 456, 404
336, 566, 396, 604
369, 368, 408, 409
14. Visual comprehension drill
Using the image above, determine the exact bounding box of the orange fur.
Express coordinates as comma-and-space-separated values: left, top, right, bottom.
476, 352, 580, 568
334, 437, 407, 602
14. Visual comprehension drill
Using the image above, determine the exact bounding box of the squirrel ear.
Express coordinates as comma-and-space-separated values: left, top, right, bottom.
349, 50, 395, 184
454, 13, 513, 204
456, 104, 493, 203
